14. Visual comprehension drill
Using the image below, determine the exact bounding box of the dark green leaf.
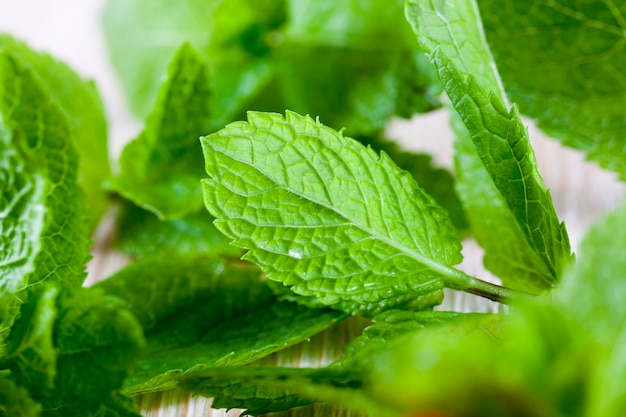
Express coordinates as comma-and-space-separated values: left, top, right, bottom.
113, 201, 238, 258
478, 0, 626, 179
0, 376, 41, 417
0, 35, 109, 228
94, 254, 346, 394
0, 50, 89, 343
405, 0, 572, 292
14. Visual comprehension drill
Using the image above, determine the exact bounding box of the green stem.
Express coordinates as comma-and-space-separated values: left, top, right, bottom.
445, 269, 536, 304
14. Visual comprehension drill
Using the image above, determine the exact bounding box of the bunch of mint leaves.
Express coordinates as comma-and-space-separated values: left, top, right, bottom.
1, 0, 626, 416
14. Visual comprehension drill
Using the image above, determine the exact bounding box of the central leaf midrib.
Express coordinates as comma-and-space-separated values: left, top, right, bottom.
209, 142, 464, 286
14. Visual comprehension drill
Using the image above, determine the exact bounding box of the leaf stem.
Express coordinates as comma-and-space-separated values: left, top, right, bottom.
445, 269, 535, 304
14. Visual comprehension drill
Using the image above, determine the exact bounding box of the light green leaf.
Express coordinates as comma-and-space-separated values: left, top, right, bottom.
201, 111, 516, 315
405, 0, 572, 292
357, 136, 468, 232
0, 35, 110, 228
94, 254, 346, 394
102, 0, 284, 118
478, 0, 626, 178
102, 0, 441, 136
0, 51, 90, 345
109, 43, 210, 220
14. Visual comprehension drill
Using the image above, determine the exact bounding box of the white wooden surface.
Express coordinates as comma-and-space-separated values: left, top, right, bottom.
2, 2, 625, 415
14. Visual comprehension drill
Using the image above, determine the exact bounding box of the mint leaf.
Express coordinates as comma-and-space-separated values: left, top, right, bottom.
3, 286, 59, 390
0, 50, 90, 343
271, 0, 440, 135
180, 366, 377, 417
477, 0, 626, 178
113, 202, 239, 259
103, 0, 441, 136
0, 376, 40, 417
405, 0, 572, 292
202, 111, 518, 314
94, 254, 346, 394
102, 0, 284, 118
552, 202, 626, 416
340, 310, 465, 359
0, 35, 110, 228
357, 136, 468, 233
109, 43, 210, 220
1, 286, 144, 417
48, 288, 145, 415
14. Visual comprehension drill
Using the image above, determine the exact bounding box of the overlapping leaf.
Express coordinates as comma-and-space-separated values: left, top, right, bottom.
0, 50, 90, 344
1, 286, 145, 417
201, 111, 516, 315
95, 254, 346, 394
478, 0, 626, 178
102, 0, 441, 136
405, 0, 572, 292
0, 36, 109, 228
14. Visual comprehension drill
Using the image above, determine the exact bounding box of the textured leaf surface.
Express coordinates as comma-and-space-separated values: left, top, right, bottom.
405, 0, 572, 292
358, 136, 468, 232
109, 44, 210, 220
3, 286, 59, 391
0, 35, 109, 228
478, 0, 626, 178
0, 51, 90, 345
201, 111, 481, 314
95, 254, 346, 394
181, 366, 386, 417
102, 0, 284, 118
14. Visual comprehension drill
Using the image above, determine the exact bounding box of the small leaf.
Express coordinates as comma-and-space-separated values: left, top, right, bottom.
109, 43, 211, 220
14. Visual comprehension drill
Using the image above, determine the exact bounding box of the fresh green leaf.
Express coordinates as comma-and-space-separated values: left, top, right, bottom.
0, 376, 41, 417
49, 288, 145, 415
102, 0, 285, 119
181, 365, 380, 417
405, 0, 572, 292
108, 43, 211, 220
201, 111, 519, 315
0, 35, 110, 228
0, 286, 144, 417
357, 136, 468, 232
180, 312, 491, 416
113, 202, 239, 258
94, 254, 346, 394
271, 0, 441, 135
553, 201, 626, 416
0, 50, 90, 345
102, 0, 441, 136
2, 286, 59, 390
477, 0, 626, 178
340, 310, 465, 359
